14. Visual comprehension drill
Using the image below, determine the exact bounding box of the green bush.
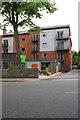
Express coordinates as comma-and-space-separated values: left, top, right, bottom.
44, 67, 51, 72
25, 67, 29, 69
9, 63, 15, 70
8, 63, 25, 69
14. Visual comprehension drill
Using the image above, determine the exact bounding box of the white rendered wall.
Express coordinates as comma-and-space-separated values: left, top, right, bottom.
26, 61, 41, 70
40, 28, 69, 52
40, 30, 56, 51
2, 37, 13, 53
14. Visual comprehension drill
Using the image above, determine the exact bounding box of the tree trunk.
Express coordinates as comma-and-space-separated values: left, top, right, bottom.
13, 24, 21, 60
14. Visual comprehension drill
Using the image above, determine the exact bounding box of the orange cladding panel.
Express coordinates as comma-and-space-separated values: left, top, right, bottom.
32, 64, 38, 68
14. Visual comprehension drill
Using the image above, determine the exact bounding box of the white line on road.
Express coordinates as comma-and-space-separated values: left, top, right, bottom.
65, 92, 79, 94
52, 79, 78, 81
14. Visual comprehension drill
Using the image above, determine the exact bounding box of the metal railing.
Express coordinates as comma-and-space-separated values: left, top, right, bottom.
32, 48, 38, 52
2, 43, 8, 47
56, 35, 69, 40
56, 45, 69, 51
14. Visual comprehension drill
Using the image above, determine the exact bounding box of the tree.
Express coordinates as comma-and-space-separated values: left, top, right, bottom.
72, 50, 78, 65
77, 51, 80, 68
1, 1, 57, 60
72, 50, 80, 69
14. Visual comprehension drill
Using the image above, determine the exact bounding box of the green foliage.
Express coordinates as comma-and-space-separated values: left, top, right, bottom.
44, 67, 51, 72
9, 63, 25, 69
9, 63, 14, 70
73, 56, 78, 65
1, 1, 57, 30
25, 67, 29, 69
0, 1, 57, 57
28, 26, 41, 33
78, 64, 80, 69
72, 50, 80, 69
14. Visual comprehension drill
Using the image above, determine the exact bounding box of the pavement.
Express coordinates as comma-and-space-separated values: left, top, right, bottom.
0, 72, 62, 82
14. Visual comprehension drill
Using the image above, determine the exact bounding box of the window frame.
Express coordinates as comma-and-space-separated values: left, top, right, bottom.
57, 53, 64, 61
42, 32, 47, 37
32, 44, 38, 50
21, 48, 26, 52
42, 43, 47, 48
3, 40, 8, 46
42, 53, 47, 58
33, 54, 39, 59
57, 31, 64, 38
32, 33, 39, 41
22, 38, 25, 42
57, 42, 64, 50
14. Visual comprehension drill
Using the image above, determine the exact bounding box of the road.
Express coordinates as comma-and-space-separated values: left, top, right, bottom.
2, 70, 79, 118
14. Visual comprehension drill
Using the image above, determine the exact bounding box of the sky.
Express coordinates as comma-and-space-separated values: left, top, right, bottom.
0, 0, 79, 51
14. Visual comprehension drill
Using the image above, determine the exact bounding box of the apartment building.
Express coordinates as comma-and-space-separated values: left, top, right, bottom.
1, 25, 72, 72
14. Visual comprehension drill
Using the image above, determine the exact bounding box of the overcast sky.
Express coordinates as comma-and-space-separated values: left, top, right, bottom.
0, 0, 79, 51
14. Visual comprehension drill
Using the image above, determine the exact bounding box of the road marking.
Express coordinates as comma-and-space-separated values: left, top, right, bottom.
52, 79, 78, 81
65, 92, 79, 94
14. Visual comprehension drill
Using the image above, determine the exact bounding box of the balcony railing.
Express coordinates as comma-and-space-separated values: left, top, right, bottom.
32, 34, 39, 42
32, 48, 38, 52
2, 43, 8, 47
57, 59, 64, 62
56, 46, 69, 51
56, 36, 69, 40
32, 38, 38, 42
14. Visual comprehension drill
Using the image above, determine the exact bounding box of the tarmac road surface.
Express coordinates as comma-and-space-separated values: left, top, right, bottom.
2, 70, 79, 118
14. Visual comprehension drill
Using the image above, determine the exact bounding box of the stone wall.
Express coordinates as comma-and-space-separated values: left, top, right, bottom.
1, 68, 38, 78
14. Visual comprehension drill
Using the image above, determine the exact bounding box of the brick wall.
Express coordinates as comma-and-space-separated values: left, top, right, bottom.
39, 51, 56, 59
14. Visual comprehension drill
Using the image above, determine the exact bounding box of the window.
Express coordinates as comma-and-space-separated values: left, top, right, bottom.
22, 38, 25, 42
33, 54, 39, 59
57, 53, 64, 61
42, 53, 47, 58
3, 40, 8, 46
57, 31, 64, 38
21, 48, 25, 52
57, 42, 64, 50
42, 32, 47, 37
32, 34, 39, 41
3, 49, 8, 53
32, 44, 38, 51
42, 43, 47, 47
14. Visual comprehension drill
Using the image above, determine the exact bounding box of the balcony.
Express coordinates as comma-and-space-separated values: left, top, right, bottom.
2, 43, 8, 47
2, 48, 8, 53
56, 46, 69, 51
56, 35, 69, 40
58, 59, 64, 62
32, 38, 38, 42
32, 48, 39, 52
56, 37, 69, 40
32, 34, 39, 42
57, 53, 64, 63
